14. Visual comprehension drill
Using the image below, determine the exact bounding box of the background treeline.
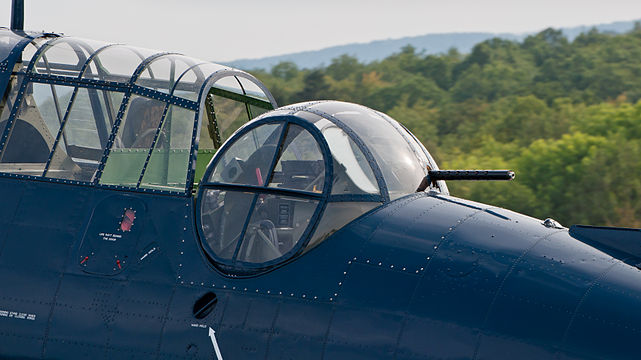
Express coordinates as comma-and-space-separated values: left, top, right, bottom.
251, 26, 641, 227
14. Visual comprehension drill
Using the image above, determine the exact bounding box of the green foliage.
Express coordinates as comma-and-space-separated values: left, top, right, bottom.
271, 61, 299, 81
326, 55, 364, 81
251, 28, 641, 227
294, 70, 331, 102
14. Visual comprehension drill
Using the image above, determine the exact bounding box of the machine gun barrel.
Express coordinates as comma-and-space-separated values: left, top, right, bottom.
429, 170, 515, 181
416, 170, 515, 192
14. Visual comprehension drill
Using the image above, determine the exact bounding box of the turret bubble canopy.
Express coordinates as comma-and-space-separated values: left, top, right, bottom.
197, 101, 447, 274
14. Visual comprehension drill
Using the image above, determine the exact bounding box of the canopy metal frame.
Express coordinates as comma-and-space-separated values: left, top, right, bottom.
0, 30, 278, 196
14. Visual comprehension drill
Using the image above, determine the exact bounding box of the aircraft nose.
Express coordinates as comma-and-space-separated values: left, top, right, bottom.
561, 260, 641, 358
371, 194, 641, 359
336, 192, 641, 359
460, 224, 641, 360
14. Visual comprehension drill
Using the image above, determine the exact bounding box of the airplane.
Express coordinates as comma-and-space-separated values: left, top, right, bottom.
2, 1, 641, 359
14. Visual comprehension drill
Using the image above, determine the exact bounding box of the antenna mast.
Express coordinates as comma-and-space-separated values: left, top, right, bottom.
11, 0, 24, 31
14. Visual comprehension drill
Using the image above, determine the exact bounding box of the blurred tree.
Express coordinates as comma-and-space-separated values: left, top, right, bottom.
294, 70, 331, 102
271, 61, 299, 81
248, 27, 641, 227
326, 55, 364, 81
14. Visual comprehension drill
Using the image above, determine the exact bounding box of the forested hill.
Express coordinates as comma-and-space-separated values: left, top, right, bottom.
251, 26, 641, 227
229, 19, 640, 70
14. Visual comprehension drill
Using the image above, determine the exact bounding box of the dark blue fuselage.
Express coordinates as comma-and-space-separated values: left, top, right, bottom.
0, 176, 639, 359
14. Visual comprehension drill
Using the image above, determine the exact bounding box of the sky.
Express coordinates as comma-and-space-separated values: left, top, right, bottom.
2, 0, 641, 62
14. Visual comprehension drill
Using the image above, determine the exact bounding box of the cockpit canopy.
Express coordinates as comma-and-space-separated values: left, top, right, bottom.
197, 101, 445, 274
2, 30, 448, 274
0, 29, 277, 194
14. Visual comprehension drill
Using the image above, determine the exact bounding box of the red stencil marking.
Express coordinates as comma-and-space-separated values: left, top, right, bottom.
120, 209, 136, 232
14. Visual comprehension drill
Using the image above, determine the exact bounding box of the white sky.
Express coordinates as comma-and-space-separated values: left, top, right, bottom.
2, 0, 641, 62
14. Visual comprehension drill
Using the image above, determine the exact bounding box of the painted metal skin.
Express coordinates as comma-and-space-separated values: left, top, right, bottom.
2, 29, 641, 360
